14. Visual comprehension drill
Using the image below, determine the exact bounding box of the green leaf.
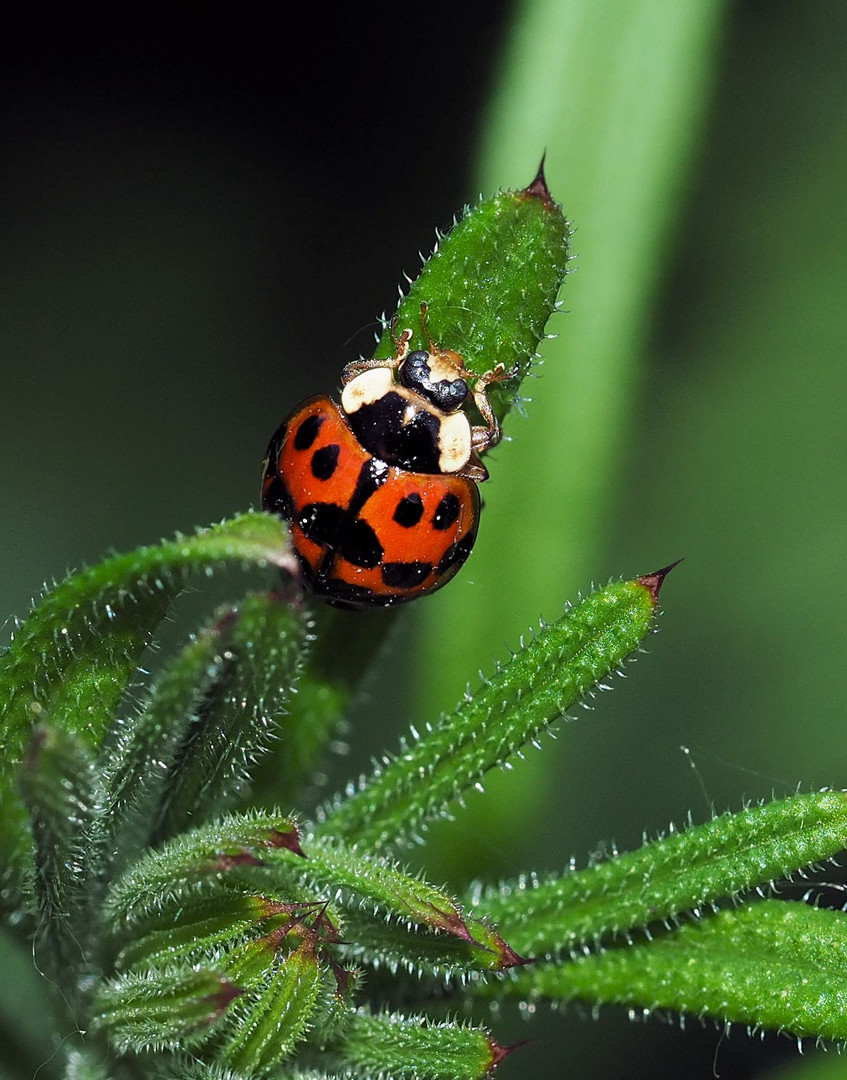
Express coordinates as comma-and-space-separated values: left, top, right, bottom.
331, 907, 523, 981
291, 837, 473, 941
94, 965, 240, 1052
318, 568, 672, 849
374, 166, 570, 417
0, 513, 295, 885
103, 812, 303, 936
17, 726, 98, 994
503, 899, 847, 1041
113, 890, 292, 973
268, 835, 523, 975
472, 790, 847, 956
95, 620, 234, 881
312, 1009, 512, 1080
219, 937, 323, 1073
149, 593, 310, 844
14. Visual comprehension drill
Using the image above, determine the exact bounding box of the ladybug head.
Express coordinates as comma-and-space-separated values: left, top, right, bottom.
399, 348, 470, 414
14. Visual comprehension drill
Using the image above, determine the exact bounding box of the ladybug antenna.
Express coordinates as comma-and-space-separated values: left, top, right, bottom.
419, 301, 436, 351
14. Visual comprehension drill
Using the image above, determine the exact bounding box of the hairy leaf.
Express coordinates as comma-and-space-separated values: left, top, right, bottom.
149, 593, 310, 844
18, 726, 98, 994
95, 965, 240, 1052
311, 1008, 512, 1080
472, 790, 847, 956
374, 165, 570, 421
219, 938, 323, 1072
502, 900, 847, 1041
268, 835, 524, 975
0, 513, 295, 885
104, 812, 303, 933
95, 621, 234, 881
319, 568, 672, 848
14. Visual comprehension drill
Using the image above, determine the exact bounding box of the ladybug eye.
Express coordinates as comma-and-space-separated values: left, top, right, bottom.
433, 378, 470, 411
400, 351, 469, 413
400, 351, 433, 391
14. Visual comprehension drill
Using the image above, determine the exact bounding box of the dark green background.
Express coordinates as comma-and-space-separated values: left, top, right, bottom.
2, 5, 846, 1080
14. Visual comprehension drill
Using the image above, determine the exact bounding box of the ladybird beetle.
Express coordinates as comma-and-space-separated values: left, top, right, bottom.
262, 304, 516, 609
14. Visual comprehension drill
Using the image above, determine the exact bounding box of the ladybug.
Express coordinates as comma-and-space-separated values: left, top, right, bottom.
262, 305, 516, 608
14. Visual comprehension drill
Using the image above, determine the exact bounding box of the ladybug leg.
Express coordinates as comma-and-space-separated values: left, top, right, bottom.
340, 327, 414, 386
456, 452, 489, 484
393, 312, 413, 350
341, 356, 393, 386
468, 361, 520, 454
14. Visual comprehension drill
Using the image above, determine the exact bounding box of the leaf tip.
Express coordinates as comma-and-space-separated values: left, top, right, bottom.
497, 942, 535, 971
488, 1037, 530, 1071
267, 823, 306, 858
426, 904, 474, 943
209, 978, 244, 1018
519, 153, 556, 210
206, 849, 267, 872
638, 558, 684, 605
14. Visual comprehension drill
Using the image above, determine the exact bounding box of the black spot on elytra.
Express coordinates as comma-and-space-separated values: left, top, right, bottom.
436, 531, 475, 574
262, 473, 295, 521
294, 413, 324, 450
293, 547, 318, 583
322, 580, 380, 609
338, 519, 384, 569
381, 561, 432, 589
311, 444, 340, 480
432, 493, 460, 530
393, 493, 424, 528
298, 502, 345, 546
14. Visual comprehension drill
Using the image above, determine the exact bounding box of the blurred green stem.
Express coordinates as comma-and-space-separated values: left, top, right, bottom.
413, 0, 727, 870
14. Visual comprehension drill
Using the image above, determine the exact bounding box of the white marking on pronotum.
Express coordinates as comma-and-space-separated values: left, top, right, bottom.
341, 368, 394, 414
437, 412, 471, 472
